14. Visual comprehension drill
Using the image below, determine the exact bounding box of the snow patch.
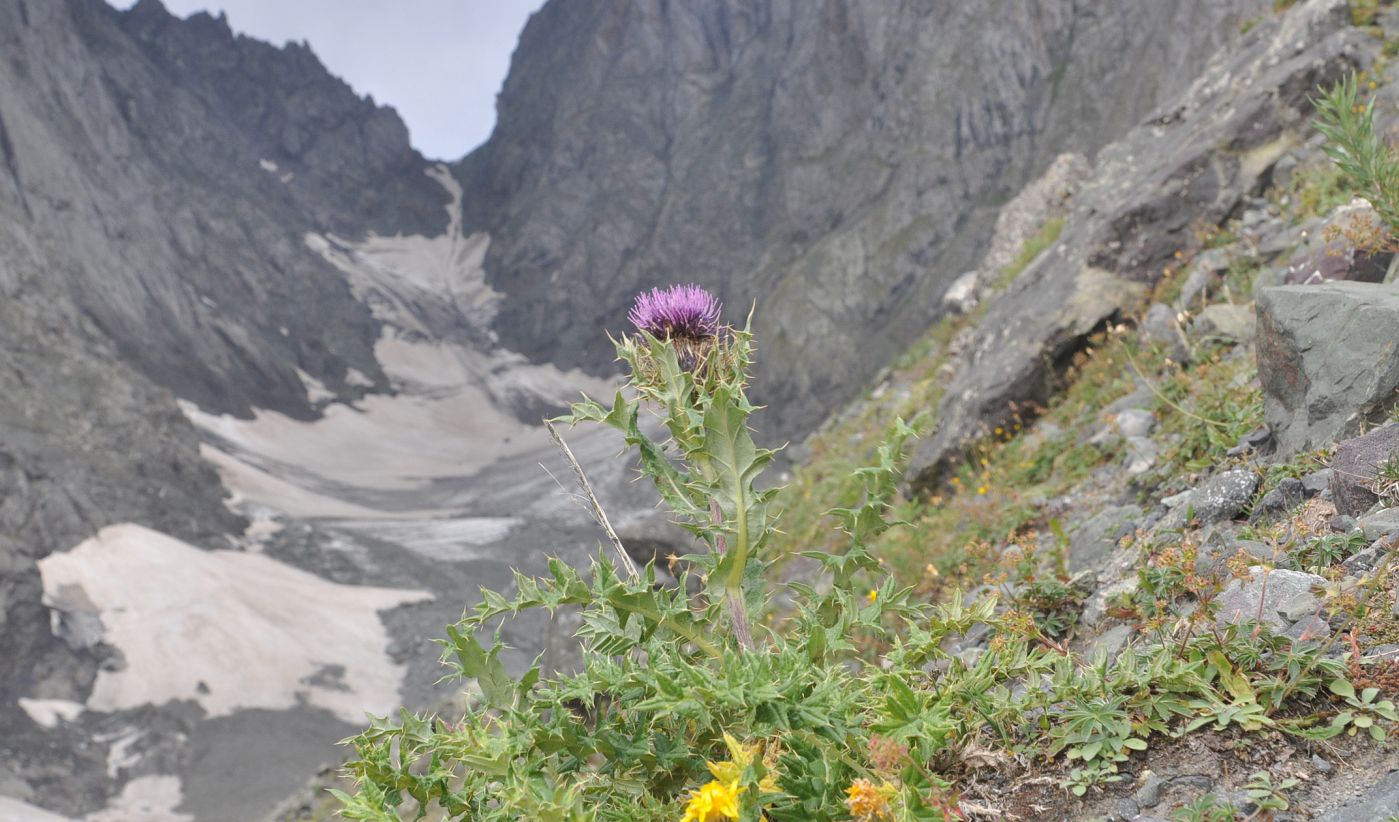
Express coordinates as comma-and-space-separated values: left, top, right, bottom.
296, 368, 335, 404
17, 698, 83, 728
85, 775, 191, 822
0, 797, 74, 822
37, 524, 430, 723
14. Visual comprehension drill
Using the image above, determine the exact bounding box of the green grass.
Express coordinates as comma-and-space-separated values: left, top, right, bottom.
1277, 160, 1352, 222
995, 217, 1065, 288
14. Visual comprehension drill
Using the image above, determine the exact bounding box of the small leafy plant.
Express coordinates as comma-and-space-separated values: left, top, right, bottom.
1244, 770, 1300, 813
1315, 72, 1399, 233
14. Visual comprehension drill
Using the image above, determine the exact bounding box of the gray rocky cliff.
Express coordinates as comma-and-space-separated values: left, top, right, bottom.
457, 0, 1268, 437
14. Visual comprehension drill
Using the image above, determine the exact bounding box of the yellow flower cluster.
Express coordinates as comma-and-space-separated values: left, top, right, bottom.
679, 733, 780, 822
680, 780, 741, 822
845, 778, 897, 821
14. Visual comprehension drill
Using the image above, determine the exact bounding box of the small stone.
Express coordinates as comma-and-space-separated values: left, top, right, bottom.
1330, 515, 1357, 533
1117, 797, 1140, 820
1331, 423, 1399, 517
1135, 771, 1166, 808
1142, 302, 1189, 362
1311, 754, 1333, 774
1169, 774, 1215, 791
1115, 409, 1157, 439
1301, 468, 1332, 498
1162, 469, 1260, 529
1191, 303, 1256, 345
1177, 251, 1229, 310
1252, 478, 1305, 520
1124, 436, 1158, 476
943, 271, 980, 314
1090, 624, 1134, 661
1342, 542, 1386, 574
1358, 507, 1399, 541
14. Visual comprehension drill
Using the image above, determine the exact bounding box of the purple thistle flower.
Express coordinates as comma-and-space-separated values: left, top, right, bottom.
627, 284, 722, 340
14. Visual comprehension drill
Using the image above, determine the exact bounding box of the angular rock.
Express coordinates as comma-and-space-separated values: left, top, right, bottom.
1191, 303, 1256, 345
1124, 436, 1160, 476
943, 271, 981, 314
1177, 248, 1230, 310
910, 5, 1364, 490
1136, 771, 1166, 807
1317, 769, 1399, 822
1162, 469, 1260, 529
1257, 284, 1399, 456
1281, 198, 1393, 285
1330, 423, 1399, 517
1067, 505, 1143, 572
1115, 409, 1158, 438
1252, 477, 1305, 520
1215, 567, 1324, 632
1358, 507, 1399, 541
1142, 301, 1190, 362
1302, 468, 1332, 498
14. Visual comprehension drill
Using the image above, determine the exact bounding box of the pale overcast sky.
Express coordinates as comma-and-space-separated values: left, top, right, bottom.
111, 0, 545, 160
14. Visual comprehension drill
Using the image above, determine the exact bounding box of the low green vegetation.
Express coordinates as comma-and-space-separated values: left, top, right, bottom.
995, 216, 1065, 288
1315, 71, 1399, 231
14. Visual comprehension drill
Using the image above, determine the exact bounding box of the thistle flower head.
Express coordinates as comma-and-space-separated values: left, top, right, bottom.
628, 283, 722, 340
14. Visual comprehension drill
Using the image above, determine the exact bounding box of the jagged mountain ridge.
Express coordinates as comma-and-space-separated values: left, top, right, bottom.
457, 0, 1269, 435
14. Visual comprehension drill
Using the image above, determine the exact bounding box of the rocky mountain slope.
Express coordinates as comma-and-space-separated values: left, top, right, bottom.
8, 0, 1384, 820
455, 0, 1269, 435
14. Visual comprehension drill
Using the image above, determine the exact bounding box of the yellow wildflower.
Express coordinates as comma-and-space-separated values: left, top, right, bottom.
977, 485, 988, 495
845, 778, 897, 820
867, 589, 879, 604
680, 780, 741, 822
707, 732, 781, 796
924, 563, 939, 579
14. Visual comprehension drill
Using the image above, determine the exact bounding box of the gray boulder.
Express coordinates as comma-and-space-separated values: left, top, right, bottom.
1330, 422, 1399, 517
1162, 469, 1260, 529
1358, 507, 1399, 541
1215, 567, 1324, 631
1251, 477, 1305, 520
1256, 283, 1399, 456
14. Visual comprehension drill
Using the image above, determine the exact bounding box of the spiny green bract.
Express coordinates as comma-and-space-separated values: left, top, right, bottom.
334, 307, 1385, 821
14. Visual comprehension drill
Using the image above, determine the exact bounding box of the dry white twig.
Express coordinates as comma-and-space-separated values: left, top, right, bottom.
544, 419, 641, 581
